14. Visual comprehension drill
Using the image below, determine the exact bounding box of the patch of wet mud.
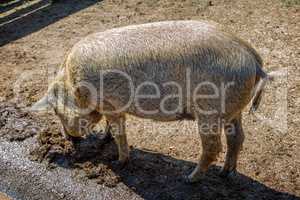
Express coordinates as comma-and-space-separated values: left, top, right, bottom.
0, 102, 39, 141
29, 123, 122, 187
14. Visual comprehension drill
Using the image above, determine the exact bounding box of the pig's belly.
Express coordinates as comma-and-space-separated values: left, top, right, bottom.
125, 99, 195, 121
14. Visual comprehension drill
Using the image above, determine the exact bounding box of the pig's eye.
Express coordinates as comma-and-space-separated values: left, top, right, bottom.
89, 110, 99, 118
53, 107, 58, 114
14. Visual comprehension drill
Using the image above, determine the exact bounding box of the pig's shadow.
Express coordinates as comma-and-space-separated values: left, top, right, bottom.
51, 133, 299, 200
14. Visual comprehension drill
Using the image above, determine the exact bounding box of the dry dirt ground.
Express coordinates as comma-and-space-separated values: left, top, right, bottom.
0, 0, 299, 199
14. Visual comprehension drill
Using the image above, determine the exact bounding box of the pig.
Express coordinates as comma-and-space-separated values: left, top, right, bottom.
31, 20, 270, 183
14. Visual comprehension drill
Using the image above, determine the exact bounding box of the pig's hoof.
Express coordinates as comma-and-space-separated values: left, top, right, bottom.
112, 159, 128, 169
65, 135, 82, 144
219, 168, 237, 178
184, 173, 202, 184
102, 131, 113, 142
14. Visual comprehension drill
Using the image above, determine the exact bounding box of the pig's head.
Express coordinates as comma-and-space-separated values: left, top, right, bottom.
31, 79, 102, 137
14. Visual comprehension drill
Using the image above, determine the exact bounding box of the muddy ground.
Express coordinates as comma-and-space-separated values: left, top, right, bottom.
0, 0, 299, 199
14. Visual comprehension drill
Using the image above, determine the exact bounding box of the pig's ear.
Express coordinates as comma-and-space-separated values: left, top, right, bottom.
30, 83, 59, 112
30, 81, 67, 112
30, 94, 52, 112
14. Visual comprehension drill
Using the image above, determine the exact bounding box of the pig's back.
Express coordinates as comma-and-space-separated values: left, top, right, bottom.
66, 20, 262, 95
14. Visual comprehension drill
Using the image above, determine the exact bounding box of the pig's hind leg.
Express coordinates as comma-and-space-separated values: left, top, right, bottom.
187, 115, 223, 183
220, 113, 244, 177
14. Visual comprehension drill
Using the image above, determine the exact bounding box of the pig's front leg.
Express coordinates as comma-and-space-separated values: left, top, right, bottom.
61, 125, 82, 143
106, 115, 129, 165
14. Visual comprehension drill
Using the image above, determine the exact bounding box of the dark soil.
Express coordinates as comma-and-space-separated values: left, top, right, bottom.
0, 102, 39, 141
25, 110, 120, 187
